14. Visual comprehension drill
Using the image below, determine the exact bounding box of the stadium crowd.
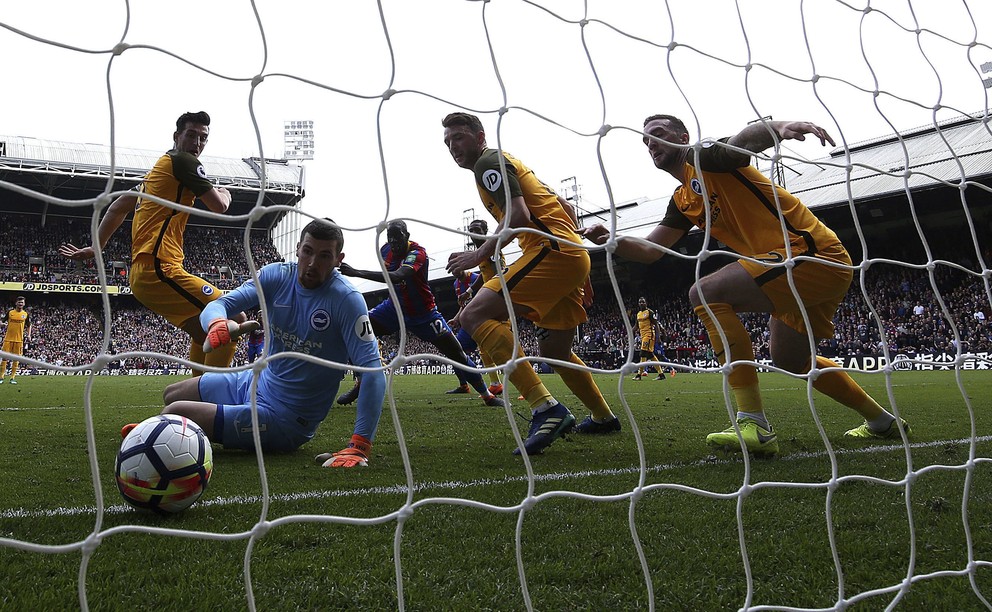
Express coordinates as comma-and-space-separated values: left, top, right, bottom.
1, 213, 989, 372
0, 213, 280, 288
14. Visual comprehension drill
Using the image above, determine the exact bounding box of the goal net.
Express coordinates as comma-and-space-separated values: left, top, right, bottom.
1, 0, 992, 609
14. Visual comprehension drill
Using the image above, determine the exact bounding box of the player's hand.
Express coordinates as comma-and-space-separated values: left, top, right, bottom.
580, 224, 610, 245
315, 434, 372, 468
338, 262, 357, 276
59, 243, 96, 261
776, 121, 836, 147
203, 319, 260, 353
446, 251, 477, 278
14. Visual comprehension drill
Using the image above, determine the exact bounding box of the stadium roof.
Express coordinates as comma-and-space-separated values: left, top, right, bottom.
0, 135, 305, 230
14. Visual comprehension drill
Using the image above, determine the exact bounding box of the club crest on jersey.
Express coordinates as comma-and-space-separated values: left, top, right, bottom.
690, 178, 703, 195
310, 309, 330, 331
202, 285, 214, 295
354, 314, 375, 341
196, 164, 208, 179
482, 169, 503, 193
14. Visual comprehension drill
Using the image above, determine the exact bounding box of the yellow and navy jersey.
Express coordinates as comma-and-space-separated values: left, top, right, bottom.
660, 139, 843, 261
478, 249, 507, 282
2, 308, 29, 342
131, 150, 214, 265
472, 148, 583, 255
636, 308, 657, 337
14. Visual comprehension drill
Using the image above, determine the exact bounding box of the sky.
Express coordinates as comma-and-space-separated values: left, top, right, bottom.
2, 0, 991, 292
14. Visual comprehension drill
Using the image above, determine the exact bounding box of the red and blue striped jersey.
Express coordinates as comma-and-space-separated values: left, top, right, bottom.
453, 271, 480, 297
381, 240, 436, 318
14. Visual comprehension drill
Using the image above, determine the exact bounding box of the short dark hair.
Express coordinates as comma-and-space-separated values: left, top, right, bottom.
15, 296, 25, 302
643, 114, 689, 137
442, 112, 485, 134
468, 218, 488, 233
301, 217, 343, 248
176, 111, 211, 132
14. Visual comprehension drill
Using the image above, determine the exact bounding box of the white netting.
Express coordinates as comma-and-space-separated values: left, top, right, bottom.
2, 1, 992, 609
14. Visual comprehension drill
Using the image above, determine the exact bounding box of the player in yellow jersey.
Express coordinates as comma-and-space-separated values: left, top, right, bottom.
443, 112, 620, 456
0, 296, 30, 384
449, 218, 509, 396
59, 111, 250, 374
583, 115, 911, 456
633, 296, 668, 381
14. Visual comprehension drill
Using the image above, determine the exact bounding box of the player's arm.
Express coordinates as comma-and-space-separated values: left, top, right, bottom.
58, 192, 138, 261
727, 120, 835, 161
199, 274, 261, 352
338, 261, 414, 285
582, 221, 685, 264
318, 298, 385, 468
198, 186, 232, 214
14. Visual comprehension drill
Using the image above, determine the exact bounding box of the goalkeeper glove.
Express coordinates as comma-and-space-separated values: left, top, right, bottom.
203, 319, 261, 353
204, 318, 236, 352
315, 434, 372, 468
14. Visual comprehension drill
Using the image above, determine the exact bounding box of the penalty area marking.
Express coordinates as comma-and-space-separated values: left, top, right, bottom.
2, 435, 991, 520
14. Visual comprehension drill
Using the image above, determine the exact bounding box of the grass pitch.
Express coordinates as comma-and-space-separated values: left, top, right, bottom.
1, 369, 991, 610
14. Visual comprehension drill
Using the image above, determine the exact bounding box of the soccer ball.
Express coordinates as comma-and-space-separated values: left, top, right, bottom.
115, 414, 213, 515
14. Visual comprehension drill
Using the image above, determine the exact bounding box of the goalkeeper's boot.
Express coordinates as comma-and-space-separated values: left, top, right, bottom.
482, 393, 506, 408
575, 415, 621, 435
445, 384, 471, 394
121, 423, 138, 439
844, 418, 912, 440
654, 373, 666, 380
0, 379, 4, 384
336, 381, 361, 406
487, 383, 504, 396
706, 417, 779, 457
8, 379, 16, 385
632, 373, 642, 381
512, 402, 576, 456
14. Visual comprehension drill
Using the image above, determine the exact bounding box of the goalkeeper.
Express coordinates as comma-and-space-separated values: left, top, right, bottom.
151, 218, 386, 467
583, 115, 910, 457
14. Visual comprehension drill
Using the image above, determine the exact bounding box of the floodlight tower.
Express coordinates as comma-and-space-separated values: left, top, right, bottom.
273, 120, 315, 262
462, 208, 477, 251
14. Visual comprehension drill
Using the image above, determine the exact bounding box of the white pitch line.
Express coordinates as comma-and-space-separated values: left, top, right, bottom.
2, 435, 990, 521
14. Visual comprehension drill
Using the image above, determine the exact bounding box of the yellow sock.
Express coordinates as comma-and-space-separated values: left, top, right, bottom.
480, 349, 502, 385
811, 356, 885, 420
554, 353, 614, 421
0, 360, 6, 378
472, 319, 551, 409
694, 303, 763, 413
9, 362, 19, 379
205, 342, 238, 369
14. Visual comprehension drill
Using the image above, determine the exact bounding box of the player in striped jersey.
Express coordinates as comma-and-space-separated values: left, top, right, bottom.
583, 115, 910, 456
336, 220, 504, 409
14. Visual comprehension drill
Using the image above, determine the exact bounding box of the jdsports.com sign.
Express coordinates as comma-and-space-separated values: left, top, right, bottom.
15, 282, 131, 295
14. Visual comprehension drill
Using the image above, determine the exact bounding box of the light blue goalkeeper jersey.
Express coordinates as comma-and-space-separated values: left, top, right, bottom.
200, 262, 384, 440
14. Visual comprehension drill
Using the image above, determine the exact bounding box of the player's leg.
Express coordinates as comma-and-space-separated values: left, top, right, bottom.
8, 359, 19, 383
478, 345, 504, 395
766, 252, 909, 441
462, 250, 585, 454
447, 328, 477, 394
0, 358, 6, 383
691, 262, 779, 456
424, 317, 501, 406
768, 318, 907, 438
536, 326, 619, 434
